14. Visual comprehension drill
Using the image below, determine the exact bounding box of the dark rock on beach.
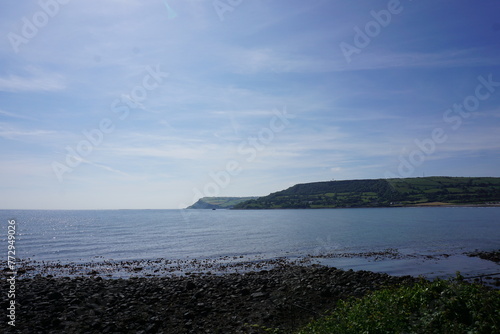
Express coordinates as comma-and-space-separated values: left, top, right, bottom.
1, 265, 417, 333
467, 249, 500, 264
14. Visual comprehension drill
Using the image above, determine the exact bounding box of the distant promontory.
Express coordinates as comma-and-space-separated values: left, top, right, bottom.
187, 197, 259, 209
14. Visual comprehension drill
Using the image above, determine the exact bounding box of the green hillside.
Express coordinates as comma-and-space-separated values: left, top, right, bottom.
187, 197, 259, 209
233, 177, 500, 209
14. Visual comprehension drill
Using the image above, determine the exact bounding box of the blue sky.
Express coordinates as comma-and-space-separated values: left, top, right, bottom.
1, 0, 499, 209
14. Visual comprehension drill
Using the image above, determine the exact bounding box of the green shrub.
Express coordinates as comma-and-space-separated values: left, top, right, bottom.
297, 276, 500, 334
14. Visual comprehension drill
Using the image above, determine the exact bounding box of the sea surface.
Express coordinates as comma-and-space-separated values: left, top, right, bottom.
1, 207, 499, 278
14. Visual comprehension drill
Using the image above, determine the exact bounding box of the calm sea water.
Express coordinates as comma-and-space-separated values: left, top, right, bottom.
1, 207, 499, 278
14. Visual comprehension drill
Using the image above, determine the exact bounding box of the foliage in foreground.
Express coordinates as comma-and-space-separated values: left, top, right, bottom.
297, 276, 500, 334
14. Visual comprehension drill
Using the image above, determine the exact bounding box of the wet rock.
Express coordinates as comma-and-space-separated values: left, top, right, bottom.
48, 291, 63, 300
185, 281, 196, 290
468, 249, 500, 263
250, 291, 268, 299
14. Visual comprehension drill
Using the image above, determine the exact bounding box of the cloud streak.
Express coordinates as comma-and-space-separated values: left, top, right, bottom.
0, 68, 66, 92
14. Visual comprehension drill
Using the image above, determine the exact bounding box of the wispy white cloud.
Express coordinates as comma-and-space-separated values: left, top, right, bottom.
0, 109, 37, 120
0, 67, 66, 92
225, 47, 325, 74
336, 49, 500, 72
0, 123, 57, 141
102, 144, 215, 161
81, 159, 131, 177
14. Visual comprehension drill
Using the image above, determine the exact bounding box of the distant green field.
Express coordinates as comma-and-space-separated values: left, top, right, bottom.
233, 177, 500, 209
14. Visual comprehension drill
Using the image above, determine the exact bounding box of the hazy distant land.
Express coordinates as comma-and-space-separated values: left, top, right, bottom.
187, 196, 259, 209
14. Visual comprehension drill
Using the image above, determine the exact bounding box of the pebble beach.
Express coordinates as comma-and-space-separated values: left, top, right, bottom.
2, 263, 417, 333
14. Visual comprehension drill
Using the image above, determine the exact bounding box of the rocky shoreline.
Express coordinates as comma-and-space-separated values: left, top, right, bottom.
468, 249, 500, 264
1, 248, 481, 279
2, 264, 417, 334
